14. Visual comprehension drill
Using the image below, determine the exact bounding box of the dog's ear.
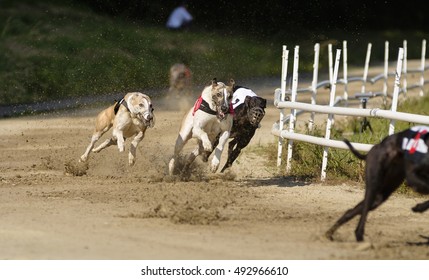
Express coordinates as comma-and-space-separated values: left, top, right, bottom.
259, 97, 267, 109
211, 78, 218, 87
244, 95, 253, 107
226, 79, 235, 98
229, 79, 235, 88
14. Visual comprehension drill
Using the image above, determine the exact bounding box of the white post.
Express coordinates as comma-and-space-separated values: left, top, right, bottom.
389, 48, 405, 135
328, 44, 333, 85
286, 46, 299, 174
420, 39, 426, 97
361, 43, 372, 94
383, 41, 389, 104
277, 46, 289, 167
402, 40, 408, 96
321, 49, 341, 181
309, 43, 320, 131
343, 40, 348, 102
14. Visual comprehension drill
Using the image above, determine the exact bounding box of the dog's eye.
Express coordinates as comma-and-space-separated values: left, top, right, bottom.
139, 103, 144, 107
217, 92, 223, 97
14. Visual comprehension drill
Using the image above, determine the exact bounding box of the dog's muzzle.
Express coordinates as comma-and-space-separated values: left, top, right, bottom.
248, 107, 265, 127
142, 108, 155, 127
215, 88, 230, 120
216, 104, 230, 120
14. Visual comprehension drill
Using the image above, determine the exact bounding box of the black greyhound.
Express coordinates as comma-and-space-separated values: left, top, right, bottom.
202, 86, 267, 172
326, 126, 429, 242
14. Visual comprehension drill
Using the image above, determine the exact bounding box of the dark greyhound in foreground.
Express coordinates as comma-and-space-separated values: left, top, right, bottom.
326, 126, 429, 242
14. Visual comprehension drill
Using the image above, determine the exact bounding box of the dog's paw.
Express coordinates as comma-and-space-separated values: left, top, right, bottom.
210, 158, 220, 173
79, 155, 87, 162
412, 204, 427, 213
168, 158, 176, 175
210, 164, 219, 173
201, 139, 212, 152
203, 144, 212, 152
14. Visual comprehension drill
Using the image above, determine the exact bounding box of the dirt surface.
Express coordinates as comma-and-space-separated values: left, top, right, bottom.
1, 75, 429, 260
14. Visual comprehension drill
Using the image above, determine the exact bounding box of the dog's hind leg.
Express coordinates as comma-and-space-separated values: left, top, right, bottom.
92, 137, 117, 153
326, 200, 365, 241
326, 194, 385, 241
327, 169, 403, 242
168, 132, 192, 175
354, 183, 379, 241
81, 107, 114, 162
181, 142, 203, 176
80, 134, 99, 162
80, 130, 108, 162
413, 200, 429, 213
169, 115, 193, 175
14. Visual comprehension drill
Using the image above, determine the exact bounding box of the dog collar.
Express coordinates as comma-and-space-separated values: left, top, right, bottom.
192, 96, 217, 116
192, 96, 234, 118
199, 99, 218, 115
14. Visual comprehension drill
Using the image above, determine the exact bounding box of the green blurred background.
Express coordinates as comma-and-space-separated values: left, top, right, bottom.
1, 0, 428, 105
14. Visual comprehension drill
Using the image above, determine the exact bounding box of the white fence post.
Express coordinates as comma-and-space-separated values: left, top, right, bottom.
286, 46, 300, 173
403, 40, 408, 96
321, 49, 341, 181
420, 39, 426, 97
383, 41, 389, 104
361, 43, 372, 94
389, 48, 405, 135
328, 44, 333, 85
277, 45, 289, 167
309, 43, 320, 131
343, 40, 348, 102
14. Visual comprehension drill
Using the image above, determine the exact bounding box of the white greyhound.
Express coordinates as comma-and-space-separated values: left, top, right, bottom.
168, 78, 234, 175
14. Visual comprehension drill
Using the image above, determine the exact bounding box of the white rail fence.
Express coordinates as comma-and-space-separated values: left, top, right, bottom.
272, 40, 429, 180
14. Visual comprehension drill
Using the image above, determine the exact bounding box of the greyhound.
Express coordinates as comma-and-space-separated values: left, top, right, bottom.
326, 126, 429, 242
80, 92, 155, 166
168, 78, 234, 176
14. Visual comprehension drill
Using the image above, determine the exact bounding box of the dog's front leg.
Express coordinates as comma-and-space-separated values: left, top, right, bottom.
92, 137, 116, 153
193, 126, 212, 152
221, 134, 254, 173
211, 130, 230, 173
129, 130, 145, 166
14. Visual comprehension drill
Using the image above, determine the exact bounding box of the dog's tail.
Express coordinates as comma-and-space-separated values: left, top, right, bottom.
344, 139, 367, 160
